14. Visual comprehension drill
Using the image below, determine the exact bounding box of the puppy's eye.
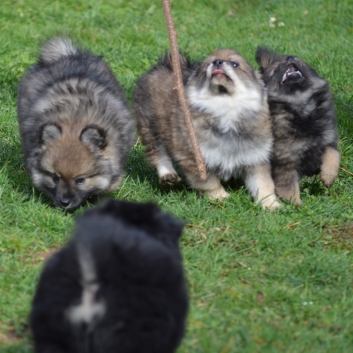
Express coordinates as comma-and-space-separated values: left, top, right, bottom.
286, 56, 295, 61
75, 178, 85, 186
231, 62, 239, 68
52, 175, 59, 184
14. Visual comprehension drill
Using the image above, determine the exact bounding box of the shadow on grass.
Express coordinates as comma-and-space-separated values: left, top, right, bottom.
1, 135, 333, 212
125, 144, 191, 196
127, 144, 335, 194
125, 143, 251, 195
301, 176, 332, 197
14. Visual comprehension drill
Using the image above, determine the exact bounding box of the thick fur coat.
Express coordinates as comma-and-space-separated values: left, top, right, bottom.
17, 37, 134, 209
30, 200, 188, 353
256, 47, 340, 204
133, 50, 280, 209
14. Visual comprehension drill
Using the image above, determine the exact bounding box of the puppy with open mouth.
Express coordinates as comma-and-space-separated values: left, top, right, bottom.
133, 49, 280, 209
256, 47, 340, 204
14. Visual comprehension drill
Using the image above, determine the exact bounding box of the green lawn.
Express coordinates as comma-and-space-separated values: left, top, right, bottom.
1, 0, 353, 352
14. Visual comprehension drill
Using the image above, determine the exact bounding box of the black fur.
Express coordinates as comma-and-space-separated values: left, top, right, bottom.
30, 200, 188, 353
256, 46, 340, 203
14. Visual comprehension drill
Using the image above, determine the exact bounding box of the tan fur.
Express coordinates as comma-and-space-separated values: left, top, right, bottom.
321, 147, 340, 187
190, 175, 230, 200
17, 37, 134, 208
41, 125, 98, 180
275, 175, 302, 205
134, 49, 281, 209
246, 163, 281, 209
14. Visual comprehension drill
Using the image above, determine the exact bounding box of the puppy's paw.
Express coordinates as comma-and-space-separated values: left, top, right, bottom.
320, 172, 337, 188
279, 196, 303, 206
159, 173, 181, 186
275, 184, 302, 205
320, 147, 340, 188
260, 196, 283, 210
203, 187, 230, 200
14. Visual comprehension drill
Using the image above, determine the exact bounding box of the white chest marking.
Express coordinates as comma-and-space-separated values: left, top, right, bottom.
67, 247, 106, 326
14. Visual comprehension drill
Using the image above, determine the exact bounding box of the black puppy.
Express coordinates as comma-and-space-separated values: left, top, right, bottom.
30, 200, 188, 353
256, 47, 340, 204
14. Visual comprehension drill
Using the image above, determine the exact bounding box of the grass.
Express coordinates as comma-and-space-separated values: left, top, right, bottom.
0, 0, 353, 352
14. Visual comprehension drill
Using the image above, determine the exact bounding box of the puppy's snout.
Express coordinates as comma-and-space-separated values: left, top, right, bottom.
286, 56, 295, 61
213, 60, 224, 68
58, 197, 71, 208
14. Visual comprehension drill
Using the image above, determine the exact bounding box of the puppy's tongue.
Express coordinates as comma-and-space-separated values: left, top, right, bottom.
212, 69, 225, 76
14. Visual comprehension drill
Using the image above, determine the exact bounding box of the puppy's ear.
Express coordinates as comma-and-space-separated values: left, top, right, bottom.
80, 125, 107, 150
255, 46, 279, 72
92, 200, 185, 244
39, 122, 62, 146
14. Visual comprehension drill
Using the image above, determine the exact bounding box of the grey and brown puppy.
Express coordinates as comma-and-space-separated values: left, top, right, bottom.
133, 50, 280, 209
256, 47, 340, 204
17, 37, 134, 209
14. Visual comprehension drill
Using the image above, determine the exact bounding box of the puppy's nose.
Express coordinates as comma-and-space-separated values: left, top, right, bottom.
58, 197, 71, 208
213, 60, 224, 68
286, 56, 295, 61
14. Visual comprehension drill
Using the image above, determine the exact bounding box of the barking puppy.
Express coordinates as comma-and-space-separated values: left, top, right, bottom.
256, 47, 340, 204
17, 37, 135, 209
133, 50, 280, 209
30, 200, 188, 353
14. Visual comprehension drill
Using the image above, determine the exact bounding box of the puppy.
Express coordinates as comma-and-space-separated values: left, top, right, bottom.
17, 37, 135, 209
133, 50, 280, 209
256, 47, 340, 204
30, 200, 188, 353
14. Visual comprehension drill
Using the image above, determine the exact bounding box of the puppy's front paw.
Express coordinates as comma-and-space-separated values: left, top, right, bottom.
262, 201, 283, 211
159, 173, 181, 186
320, 147, 340, 188
203, 187, 230, 200
261, 198, 283, 210
275, 183, 302, 205
320, 172, 337, 188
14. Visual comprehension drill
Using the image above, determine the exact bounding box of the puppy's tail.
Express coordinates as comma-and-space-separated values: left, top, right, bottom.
40, 37, 79, 64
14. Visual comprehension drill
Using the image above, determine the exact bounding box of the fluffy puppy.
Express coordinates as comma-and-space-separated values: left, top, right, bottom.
30, 200, 188, 353
256, 47, 340, 204
133, 50, 280, 209
17, 37, 134, 209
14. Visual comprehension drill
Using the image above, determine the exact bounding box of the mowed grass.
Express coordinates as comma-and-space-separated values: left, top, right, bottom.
0, 0, 353, 352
